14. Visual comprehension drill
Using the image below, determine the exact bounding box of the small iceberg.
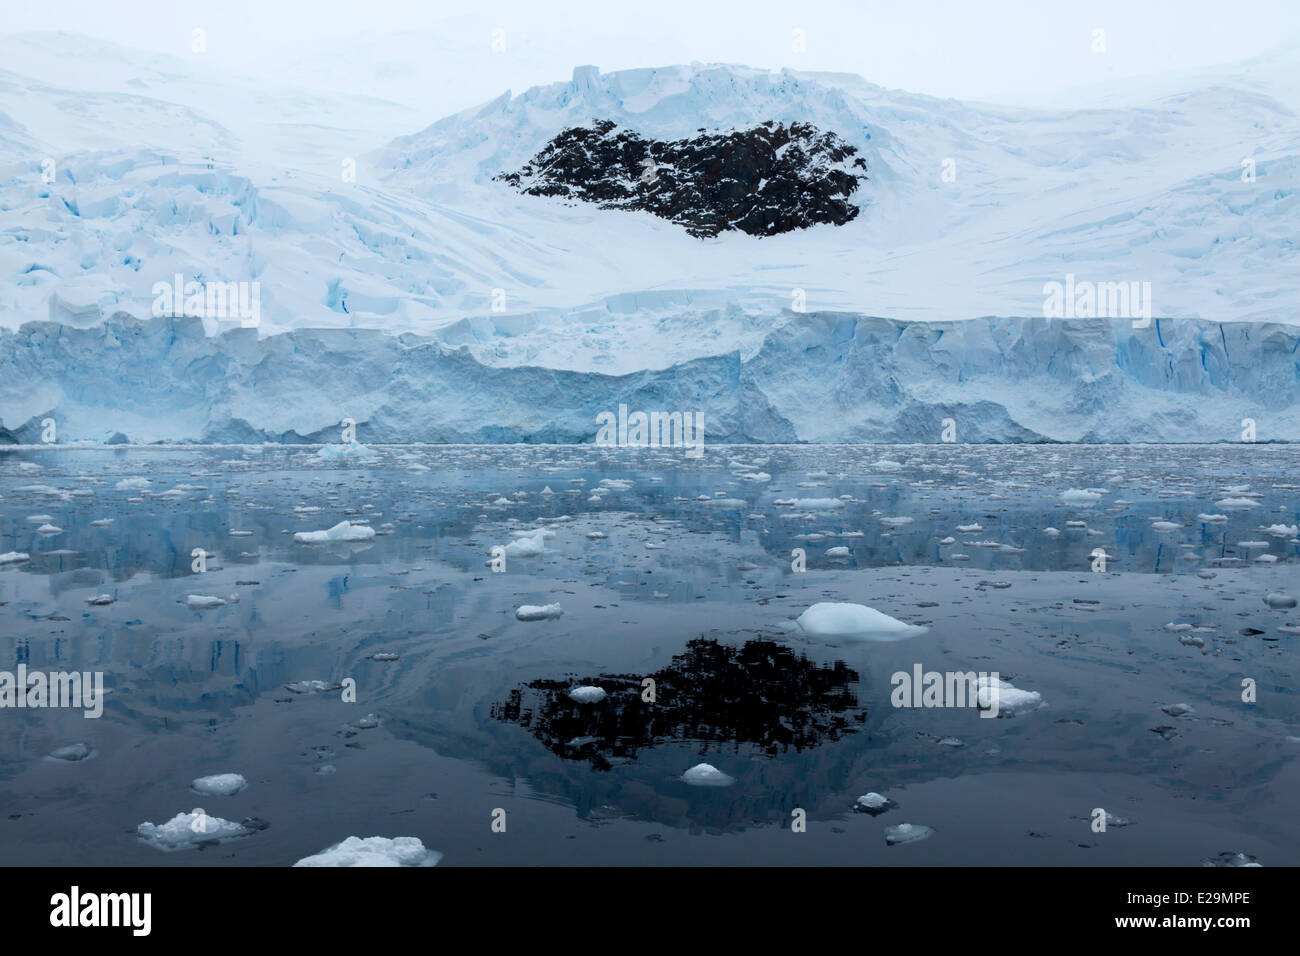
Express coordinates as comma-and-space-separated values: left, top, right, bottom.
191, 773, 247, 796
884, 823, 934, 845
516, 603, 563, 621
294, 520, 376, 544
1061, 489, 1102, 505
316, 442, 378, 460
568, 686, 607, 703
45, 743, 95, 762
293, 836, 442, 867
795, 602, 928, 641
137, 811, 250, 851
852, 792, 897, 816
681, 763, 735, 787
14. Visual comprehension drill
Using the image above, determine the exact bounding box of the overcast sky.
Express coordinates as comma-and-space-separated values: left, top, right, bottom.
4, 0, 1299, 110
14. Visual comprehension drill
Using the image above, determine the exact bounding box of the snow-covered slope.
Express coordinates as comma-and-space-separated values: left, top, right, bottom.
0, 35, 1297, 442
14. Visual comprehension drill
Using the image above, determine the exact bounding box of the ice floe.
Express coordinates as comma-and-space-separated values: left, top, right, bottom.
796, 603, 927, 641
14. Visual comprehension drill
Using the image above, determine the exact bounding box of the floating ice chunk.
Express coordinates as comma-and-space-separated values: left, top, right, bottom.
956, 523, 982, 532
1256, 554, 1278, 563
585, 531, 607, 540
795, 603, 928, 641
137, 811, 250, 851
1164, 622, 1193, 632
825, 546, 852, 558
873, 459, 903, 471
1237, 540, 1269, 548
0, 552, 30, 565
1202, 852, 1262, 867
884, 823, 933, 845
880, 516, 913, 526
1043, 527, 1061, 537
568, 686, 607, 703
46, 743, 94, 762
86, 594, 115, 606
502, 533, 547, 558
1262, 523, 1299, 537
1161, 703, 1195, 717
853, 792, 897, 815
975, 676, 1044, 716
293, 836, 442, 867
25, 514, 53, 523
786, 498, 844, 510
36, 524, 62, 534
294, 520, 376, 544
371, 652, 399, 662
191, 773, 247, 796
115, 478, 151, 490
1215, 498, 1257, 509
316, 442, 377, 460
1265, 593, 1297, 609
1061, 489, 1101, 505
599, 479, 634, 491
284, 680, 339, 694
516, 603, 563, 621
541, 486, 554, 496
1198, 513, 1228, 523
1151, 520, 1182, 532
90, 518, 114, 527
681, 763, 735, 787
185, 594, 227, 610
938, 536, 956, 545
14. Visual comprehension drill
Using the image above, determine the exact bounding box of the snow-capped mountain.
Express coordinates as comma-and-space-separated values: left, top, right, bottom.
0, 35, 1297, 442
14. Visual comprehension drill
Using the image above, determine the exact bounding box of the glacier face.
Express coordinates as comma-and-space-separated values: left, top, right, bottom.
2, 312, 1295, 444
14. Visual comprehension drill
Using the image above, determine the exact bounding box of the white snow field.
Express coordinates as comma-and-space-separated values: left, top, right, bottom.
1, 34, 1298, 442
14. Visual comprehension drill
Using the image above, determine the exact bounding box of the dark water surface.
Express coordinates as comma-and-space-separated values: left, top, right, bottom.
1, 444, 1297, 865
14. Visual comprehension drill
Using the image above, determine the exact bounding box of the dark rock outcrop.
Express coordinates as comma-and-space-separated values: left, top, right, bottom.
497, 119, 867, 237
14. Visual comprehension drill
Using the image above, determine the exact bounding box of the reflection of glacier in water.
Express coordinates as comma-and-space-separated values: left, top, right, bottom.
0, 443, 1297, 865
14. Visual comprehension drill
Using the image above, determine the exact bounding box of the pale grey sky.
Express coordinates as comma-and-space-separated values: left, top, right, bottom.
4, 0, 1299, 110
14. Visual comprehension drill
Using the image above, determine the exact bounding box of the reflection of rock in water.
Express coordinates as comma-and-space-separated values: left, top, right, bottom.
491, 638, 865, 770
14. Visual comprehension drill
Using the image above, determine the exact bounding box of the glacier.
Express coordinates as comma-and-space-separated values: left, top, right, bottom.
1, 310, 1296, 444
0, 36, 1298, 443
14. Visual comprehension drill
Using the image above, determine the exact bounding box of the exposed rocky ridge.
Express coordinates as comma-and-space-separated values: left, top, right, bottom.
496, 119, 867, 237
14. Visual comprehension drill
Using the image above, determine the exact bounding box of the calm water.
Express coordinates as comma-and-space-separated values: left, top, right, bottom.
1, 444, 1297, 865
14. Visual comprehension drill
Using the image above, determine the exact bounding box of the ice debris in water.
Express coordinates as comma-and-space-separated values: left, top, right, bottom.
1060, 489, 1102, 505
568, 686, 607, 703
884, 823, 934, 845
975, 676, 1044, 716
516, 603, 563, 621
293, 836, 442, 867
46, 743, 94, 762
681, 763, 735, 787
1202, 852, 1262, 867
1264, 592, 1297, 609
316, 442, 377, 460
191, 773, 247, 796
825, 546, 851, 558
853, 792, 897, 815
0, 552, 30, 564
86, 594, 115, 605
795, 602, 928, 641
137, 811, 250, 851
185, 594, 231, 610
294, 520, 376, 543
